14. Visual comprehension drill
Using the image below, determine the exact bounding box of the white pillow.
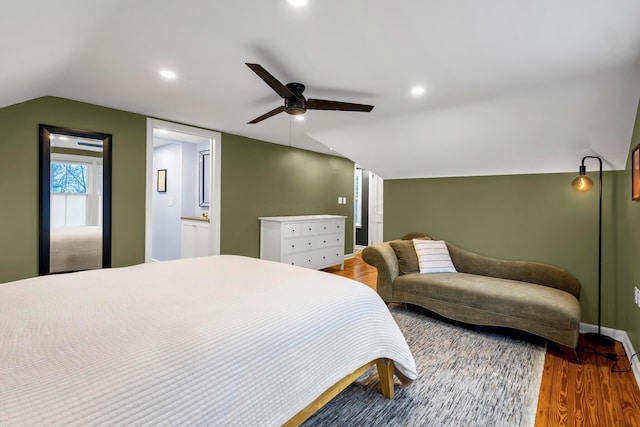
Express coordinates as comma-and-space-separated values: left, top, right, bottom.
412, 239, 457, 274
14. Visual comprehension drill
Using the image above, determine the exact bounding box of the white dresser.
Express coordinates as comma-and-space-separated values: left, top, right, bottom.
181, 217, 210, 258
259, 215, 346, 270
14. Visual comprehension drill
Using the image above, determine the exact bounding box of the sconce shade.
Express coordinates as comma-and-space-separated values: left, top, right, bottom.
571, 165, 593, 192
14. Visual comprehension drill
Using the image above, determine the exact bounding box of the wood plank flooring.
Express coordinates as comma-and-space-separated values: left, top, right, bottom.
324, 253, 640, 427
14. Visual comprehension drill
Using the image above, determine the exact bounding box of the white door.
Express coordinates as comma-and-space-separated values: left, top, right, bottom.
368, 172, 383, 244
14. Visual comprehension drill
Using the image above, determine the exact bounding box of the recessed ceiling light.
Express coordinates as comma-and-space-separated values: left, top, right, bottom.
411, 86, 425, 96
160, 70, 177, 79
295, 115, 305, 121
288, 0, 307, 6
158, 129, 168, 134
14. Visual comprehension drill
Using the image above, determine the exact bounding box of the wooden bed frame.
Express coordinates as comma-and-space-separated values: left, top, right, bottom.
284, 358, 395, 426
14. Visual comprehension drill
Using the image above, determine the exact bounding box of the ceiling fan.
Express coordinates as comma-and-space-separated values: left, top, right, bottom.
245, 63, 374, 124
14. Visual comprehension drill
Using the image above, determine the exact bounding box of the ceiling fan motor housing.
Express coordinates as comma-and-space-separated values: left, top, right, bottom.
285, 82, 307, 115
285, 97, 307, 115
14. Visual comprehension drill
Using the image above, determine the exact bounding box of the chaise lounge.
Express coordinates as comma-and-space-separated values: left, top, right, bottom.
362, 235, 582, 357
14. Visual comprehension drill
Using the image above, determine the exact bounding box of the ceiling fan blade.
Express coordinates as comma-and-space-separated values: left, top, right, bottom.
248, 106, 286, 124
246, 63, 296, 99
307, 99, 374, 112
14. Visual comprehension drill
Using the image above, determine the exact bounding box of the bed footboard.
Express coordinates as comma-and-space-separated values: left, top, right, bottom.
284, 358, 395, 426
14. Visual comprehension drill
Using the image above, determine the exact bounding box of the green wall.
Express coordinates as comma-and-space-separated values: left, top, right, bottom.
0, 96, 354, 283
0, 97, 147, 282
220, 133, 354, 257
385, 170, 623, 330
385, 97, 640, 352
618, 97, 640, 351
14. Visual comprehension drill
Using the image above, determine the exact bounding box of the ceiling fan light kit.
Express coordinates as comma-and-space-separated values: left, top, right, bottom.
245, 63, 374, 124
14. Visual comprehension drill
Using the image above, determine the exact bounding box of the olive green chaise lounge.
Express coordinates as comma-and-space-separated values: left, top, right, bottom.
362, 236, 582, 356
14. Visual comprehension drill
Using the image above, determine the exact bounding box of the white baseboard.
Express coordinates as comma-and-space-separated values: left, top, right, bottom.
344, 252, 355, 260
354, 245, 366, 252
580, 322, 640, 387
149, 258, 160, 263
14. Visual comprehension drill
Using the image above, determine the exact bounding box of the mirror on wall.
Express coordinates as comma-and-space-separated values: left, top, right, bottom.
39, 124, 112, 275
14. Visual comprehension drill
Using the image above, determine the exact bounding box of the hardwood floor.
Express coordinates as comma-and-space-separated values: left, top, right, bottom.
325, 253, 640, 427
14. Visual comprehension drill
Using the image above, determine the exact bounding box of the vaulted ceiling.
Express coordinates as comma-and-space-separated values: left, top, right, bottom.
2, 0, 640, 178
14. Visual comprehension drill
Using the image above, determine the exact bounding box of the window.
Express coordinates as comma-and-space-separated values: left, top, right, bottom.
50, 154, 102, 228
51, 162, 88, 193
354, 168, 362, 227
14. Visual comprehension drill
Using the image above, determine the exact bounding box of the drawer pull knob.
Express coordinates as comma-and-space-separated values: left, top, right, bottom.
308, 242, 311, 246
292, 245, 295, 248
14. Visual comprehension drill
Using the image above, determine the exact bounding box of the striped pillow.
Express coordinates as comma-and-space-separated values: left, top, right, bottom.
413, 239, 457, 274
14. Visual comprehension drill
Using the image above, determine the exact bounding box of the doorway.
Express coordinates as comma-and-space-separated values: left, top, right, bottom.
354, 167, 383, 248
145, 119, 221, 262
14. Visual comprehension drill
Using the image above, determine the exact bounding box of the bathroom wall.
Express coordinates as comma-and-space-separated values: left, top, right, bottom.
152, 140, 209, 261
152, 143, 183, 261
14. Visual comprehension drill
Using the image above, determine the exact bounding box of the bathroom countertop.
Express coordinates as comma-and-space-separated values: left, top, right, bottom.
181, 216, 210, 222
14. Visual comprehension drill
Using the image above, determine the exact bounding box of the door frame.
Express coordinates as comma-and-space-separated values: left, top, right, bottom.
368, 171, 384, 245
145, 118, 222, 262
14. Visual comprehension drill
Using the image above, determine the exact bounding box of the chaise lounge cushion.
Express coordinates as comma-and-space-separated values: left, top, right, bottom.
413, 239, 457, 274
389, 240, 420, 274
394, 272, 579, 335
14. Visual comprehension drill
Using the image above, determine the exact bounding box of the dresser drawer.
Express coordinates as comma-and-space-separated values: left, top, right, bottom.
317, 233, 342, 248
299, 222, 318, 236
283, 223, 302, 238
315, 221, 334, 234
284, 252, 317, 268
317, 247, 343, 267
318, 220, 343, 234
283, 236, 316, 254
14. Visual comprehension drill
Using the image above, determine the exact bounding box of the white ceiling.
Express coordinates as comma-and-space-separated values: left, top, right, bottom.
2, 0, 640, 178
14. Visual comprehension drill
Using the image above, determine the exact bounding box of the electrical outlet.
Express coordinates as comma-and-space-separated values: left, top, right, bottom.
636, 287, 640, 307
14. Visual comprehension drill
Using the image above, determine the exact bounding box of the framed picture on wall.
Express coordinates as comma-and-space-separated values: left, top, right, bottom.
157, 169, 167, 193
633, 145, 640, 201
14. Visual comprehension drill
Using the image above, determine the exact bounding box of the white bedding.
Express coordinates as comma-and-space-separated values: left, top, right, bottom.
0, 255, 416, 426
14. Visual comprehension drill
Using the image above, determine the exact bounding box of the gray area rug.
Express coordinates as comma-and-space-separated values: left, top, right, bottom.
303, 304, 546, 427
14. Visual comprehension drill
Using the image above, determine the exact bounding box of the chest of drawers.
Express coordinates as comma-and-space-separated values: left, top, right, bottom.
259, 215, 346, 270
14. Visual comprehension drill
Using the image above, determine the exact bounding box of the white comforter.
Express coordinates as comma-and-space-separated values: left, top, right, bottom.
0, 255, 416, 426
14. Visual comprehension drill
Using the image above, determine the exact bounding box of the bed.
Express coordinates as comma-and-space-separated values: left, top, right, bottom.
50, 225, 102, 272
0, 255, 417, 426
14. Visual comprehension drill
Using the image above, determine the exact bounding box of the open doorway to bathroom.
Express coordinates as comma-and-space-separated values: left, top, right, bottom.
145, 119, 221, 262
355, 166, 383, 250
